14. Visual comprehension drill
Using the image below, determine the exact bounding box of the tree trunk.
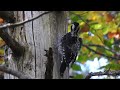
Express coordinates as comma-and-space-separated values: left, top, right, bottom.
4, 11, 69, 79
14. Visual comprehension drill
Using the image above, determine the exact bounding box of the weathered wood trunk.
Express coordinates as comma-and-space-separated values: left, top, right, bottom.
4, 11, 69, 79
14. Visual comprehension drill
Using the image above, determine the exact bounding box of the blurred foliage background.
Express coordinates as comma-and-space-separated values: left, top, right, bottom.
68, 11, 120, 79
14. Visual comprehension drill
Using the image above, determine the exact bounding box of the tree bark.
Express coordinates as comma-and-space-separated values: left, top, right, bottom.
4, 11, 68, 79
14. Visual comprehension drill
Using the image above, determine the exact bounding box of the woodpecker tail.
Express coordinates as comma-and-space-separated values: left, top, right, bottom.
60, 61, 67, 77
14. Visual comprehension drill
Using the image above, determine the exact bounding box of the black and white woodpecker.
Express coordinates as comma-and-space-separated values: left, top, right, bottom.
59, 22, 82, 77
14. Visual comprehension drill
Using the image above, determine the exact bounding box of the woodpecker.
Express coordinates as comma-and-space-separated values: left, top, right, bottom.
59, 22, 82, 77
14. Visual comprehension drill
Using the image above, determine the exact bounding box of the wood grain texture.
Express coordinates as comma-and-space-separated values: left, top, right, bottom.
4, 11, 68, 79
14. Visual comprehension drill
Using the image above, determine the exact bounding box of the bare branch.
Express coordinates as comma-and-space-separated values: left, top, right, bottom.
82, 44, 120, 60
0, 11, 52, 29
85, 70, 120, 79
0, 29, 25, 57
0, 65, 31, 79
87, 44, 116, 53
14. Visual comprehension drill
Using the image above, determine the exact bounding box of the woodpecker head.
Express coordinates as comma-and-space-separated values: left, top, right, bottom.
71, 22, 80, 36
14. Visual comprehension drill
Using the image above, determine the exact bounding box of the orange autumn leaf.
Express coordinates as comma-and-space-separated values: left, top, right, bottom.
109, 30, 120, 39
81, 24, 89, 32
114, 32, 120, 39
116, 60, 120, 64
108, 32, 116, 39
106, 13, 114, 22
0, 18, 4, 24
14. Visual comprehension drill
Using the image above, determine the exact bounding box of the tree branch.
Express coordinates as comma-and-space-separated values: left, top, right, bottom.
85, 70, 120, 79
87, 44, 116, 53
0, 11, 52, 29
82, 44, 120, 60
0, 29, 25, 57
0, 65, 31, 79
0, 11, 52, 57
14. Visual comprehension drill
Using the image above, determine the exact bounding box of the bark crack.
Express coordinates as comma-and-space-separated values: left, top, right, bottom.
31, 11, 37, 78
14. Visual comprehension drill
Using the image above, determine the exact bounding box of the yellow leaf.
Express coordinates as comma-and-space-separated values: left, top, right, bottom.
0, 57, 4, 64
80, 22, 85, 26
110, 29, 117, 33
87, 11, 99, 21
0, 39, 5, 47
94, 24, 102, 29
0, 49, 4, 55
68, 24, 71, 32
92, 15, 97, 21
91, 36, 103, 45
80, 33, 90, 39
95, 30, 104, 43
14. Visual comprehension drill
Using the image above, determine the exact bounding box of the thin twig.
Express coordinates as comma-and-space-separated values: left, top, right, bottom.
87, 44, 116, 53
0, 11, 52, 29
0, 65, 31, 79
85, 70, 120, 79
82, 44, 120, 60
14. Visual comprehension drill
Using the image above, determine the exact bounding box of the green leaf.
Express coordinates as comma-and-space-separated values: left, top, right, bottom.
104, 39, 113, 48
88, 53, 100, 60
94, 30, 104, 43
77, 54, 88, 63
102, 26, 109, 35
99, 63, 120, 70
72, 11, 88, 15
70, 14, 80, 22
72, 64, 81, 71
109, 38, 114, 44
74, 74, 84, 79
93, 24, 102, 30
90, 36, 103, 45
114, 45, 120, 52
105, 50, 114, 57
